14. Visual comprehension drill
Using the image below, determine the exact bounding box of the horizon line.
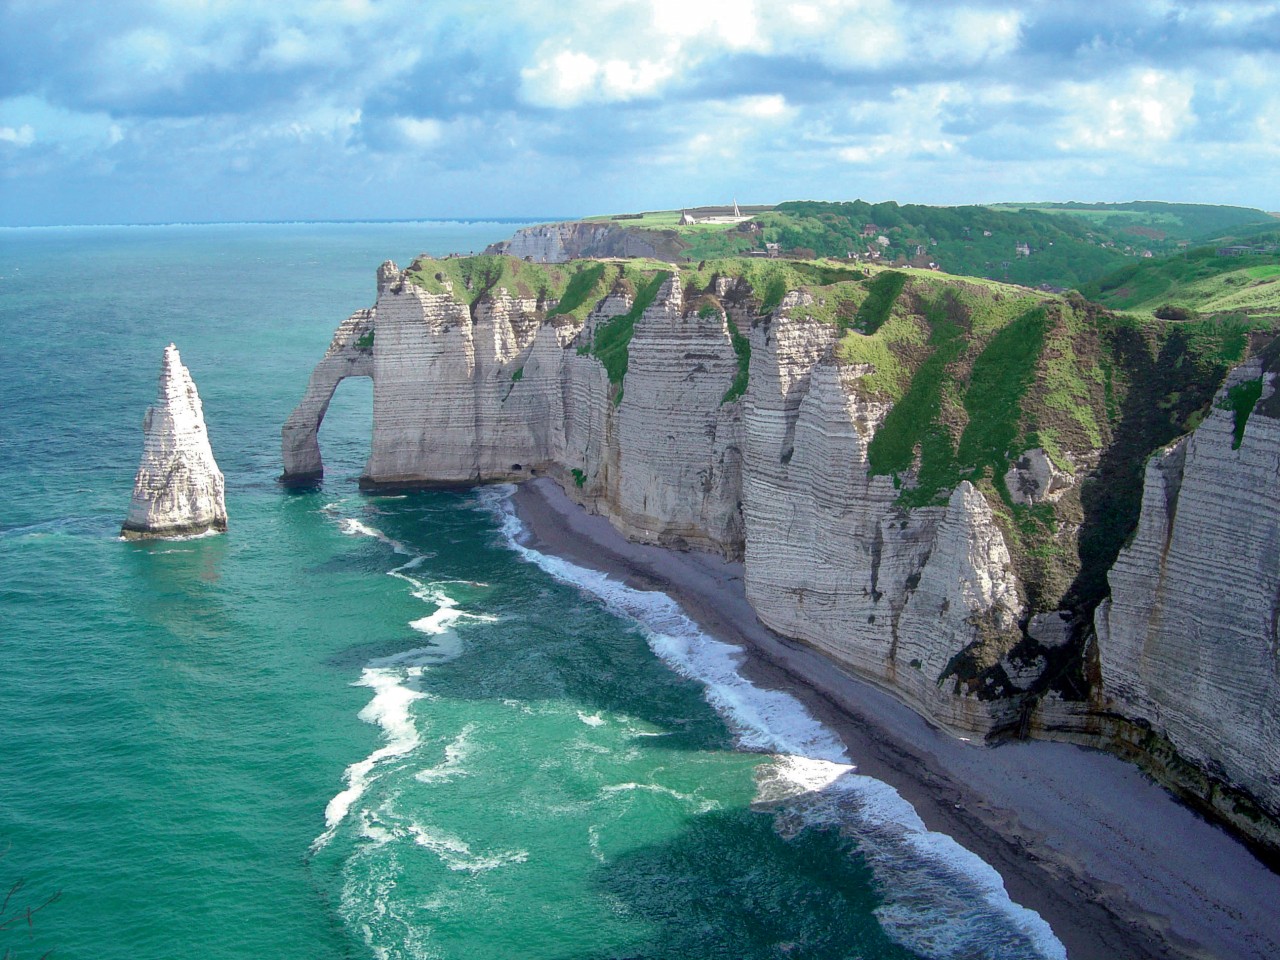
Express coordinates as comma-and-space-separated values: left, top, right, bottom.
0, 216, 571, 231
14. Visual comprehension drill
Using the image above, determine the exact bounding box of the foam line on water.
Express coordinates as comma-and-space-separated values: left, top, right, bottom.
479, 484, 1066, 960
315, 511, 491, 850
315, 666, 427, 850
415, 723, 477, 783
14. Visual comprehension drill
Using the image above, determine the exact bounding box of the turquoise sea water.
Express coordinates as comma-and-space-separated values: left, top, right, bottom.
0, 223, 1064, 960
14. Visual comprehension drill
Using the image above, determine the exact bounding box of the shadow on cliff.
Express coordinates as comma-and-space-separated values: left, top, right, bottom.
1066, 324, 1231, 617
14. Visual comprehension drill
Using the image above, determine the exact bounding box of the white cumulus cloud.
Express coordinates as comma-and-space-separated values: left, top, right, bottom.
0, 124, 36, 146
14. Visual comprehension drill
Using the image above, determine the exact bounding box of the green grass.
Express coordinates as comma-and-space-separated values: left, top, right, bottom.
844, 271, 906, 334
1081, 249, 1280, 319
957, 307, 1049, 491
866, 295, 966, 498
591, 270, 671, 392
1220, 378, 1264, 449
407, 254, 572, 305
679, 258, 867, 318
836, 311, 923, 402
547, 263, 607, 322
722, 320, 751, 404
355, 331, 374, 349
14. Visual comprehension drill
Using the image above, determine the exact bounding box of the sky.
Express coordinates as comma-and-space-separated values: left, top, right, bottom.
2, 0, 1279, 225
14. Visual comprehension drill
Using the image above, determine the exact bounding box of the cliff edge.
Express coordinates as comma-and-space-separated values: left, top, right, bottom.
283, 253, 1278, 856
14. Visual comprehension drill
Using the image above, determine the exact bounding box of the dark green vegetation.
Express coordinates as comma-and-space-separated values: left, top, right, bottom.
548, 263, 608, 320
845, 271, 907, 335
723, 321, 751, 404
990, 201, 1275, 245
1064, 318, 1254, 614
1221, 378, 1264, 449
588, 270, 671, 393
957, 308, 1050, 490
556, 199, 1277, 293
354, 331, 374, 349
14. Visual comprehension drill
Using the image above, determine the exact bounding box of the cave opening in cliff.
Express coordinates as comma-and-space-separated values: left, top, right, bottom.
316, 375, 373, 482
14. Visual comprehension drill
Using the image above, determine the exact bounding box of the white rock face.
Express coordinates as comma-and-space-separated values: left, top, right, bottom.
486, 222, 665, 262
287, 266, 1033, 731
122, 344, 227, 539
741, 310, 1025, 733
1096, 359, 1280, 820
1004, 447, 1074, 505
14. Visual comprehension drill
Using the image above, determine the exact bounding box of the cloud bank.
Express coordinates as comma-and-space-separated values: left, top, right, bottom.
1, 0, 1277, 224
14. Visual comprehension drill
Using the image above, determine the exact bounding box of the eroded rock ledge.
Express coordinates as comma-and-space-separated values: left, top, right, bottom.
283, 255, 1280, 857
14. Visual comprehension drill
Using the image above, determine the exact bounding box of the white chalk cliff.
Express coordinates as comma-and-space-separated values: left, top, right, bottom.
283, 257, 1280, 854
1096, 358, 1280, 839
123, 343, 227, 539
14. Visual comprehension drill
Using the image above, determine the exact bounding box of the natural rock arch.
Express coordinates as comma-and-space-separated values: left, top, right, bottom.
280, 308, 375, 485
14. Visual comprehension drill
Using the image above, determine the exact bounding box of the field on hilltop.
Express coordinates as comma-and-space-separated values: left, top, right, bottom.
1080, 244, 1280, 320
554, 199, 1277, 291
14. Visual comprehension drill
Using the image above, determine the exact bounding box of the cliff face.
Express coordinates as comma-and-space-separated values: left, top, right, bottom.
1096, 358, 1280, 839
485, 222, 681, 263
123, 343, 227, 539
283, 255, 1280, 853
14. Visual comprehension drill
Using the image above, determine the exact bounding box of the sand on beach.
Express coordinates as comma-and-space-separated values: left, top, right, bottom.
511, 477, 1280, 960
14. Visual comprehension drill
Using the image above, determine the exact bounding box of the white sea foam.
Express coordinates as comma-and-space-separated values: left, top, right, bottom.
407, 821, 528, 873
415, 723, 477, 783
316, 512, 492, 852
600, 781, 721, 814
576, 710, 606, 727
479, 484, 1067, 960
316, 666, 427, 850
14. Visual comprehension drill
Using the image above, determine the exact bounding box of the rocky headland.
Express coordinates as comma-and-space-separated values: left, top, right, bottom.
123, 343, 227, 540
282, 252, 1280, 860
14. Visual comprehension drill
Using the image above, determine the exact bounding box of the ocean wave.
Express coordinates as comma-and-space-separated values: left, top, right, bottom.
314, 665, 427, 850
407, 820, 529, 874
479, 484, 1066, 960
315, 511, 494, 851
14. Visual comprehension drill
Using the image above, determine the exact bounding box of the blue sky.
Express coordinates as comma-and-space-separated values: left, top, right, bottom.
2, 0, 1278, 225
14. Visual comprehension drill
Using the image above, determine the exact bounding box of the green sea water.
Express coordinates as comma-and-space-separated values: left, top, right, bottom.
0, 223, 1065, 960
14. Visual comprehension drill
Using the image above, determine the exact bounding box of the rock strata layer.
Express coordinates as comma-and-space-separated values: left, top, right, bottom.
123, 343, 227, 539
1096, 358, 1280, 843
284, 257, 1280, 855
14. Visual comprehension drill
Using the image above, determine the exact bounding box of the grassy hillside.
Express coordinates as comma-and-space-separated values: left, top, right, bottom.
544, 200, 1277, 293
1079, 246, 1280, 320
990, 201, 1276, 246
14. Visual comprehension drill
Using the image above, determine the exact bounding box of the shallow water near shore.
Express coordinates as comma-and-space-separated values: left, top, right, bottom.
0, 223, 1062, 959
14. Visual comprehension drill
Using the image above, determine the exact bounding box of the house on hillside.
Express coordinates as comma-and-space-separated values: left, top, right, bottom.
861, 223, 880, 237
1015, 241, 1031, 257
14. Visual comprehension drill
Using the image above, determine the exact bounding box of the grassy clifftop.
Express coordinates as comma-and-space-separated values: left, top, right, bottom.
399, 252, 1271, 637
550, 199, 1276, 290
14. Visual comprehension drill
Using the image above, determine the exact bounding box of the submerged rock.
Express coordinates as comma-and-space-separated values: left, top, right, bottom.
122, 343, 227, 539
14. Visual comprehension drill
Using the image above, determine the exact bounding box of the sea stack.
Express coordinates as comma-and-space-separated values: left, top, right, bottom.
121, 343, 227, 539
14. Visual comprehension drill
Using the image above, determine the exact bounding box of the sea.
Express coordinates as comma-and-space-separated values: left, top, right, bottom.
0, 222, 1067, 960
